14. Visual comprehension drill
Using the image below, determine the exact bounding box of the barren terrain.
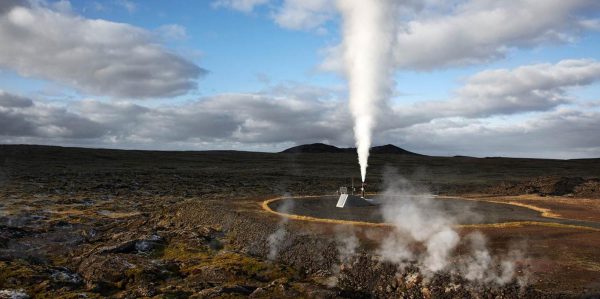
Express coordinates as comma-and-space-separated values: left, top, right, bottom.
1, 144, 600, 298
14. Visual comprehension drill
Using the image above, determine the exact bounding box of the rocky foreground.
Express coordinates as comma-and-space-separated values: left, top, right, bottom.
488, 176, 600, 199
0, 192, 548, 298
1, 145, 600, 298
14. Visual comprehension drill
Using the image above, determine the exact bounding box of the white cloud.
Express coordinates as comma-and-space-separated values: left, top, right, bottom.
0, 90, 106, 138
0, 0, 23, 14
0, 90, 33, 108
91, 2, 106, 12
322, 0, 600, 71
0, 1, 204, 99
0, 84, 351, 146
430, 59, 599, 115
212, 0, 270, 13
2, 63, 600, 158
157, 24, 188, 41
580, 19, 600, 31
212, 0, 335, 32
454, 60, 600, 113
272, 0, 335, 31
51, 0, 72, 13
116, 0, 136, 13
376, 59, 600, 132
208, 0, 600, 70
392, 0, 600, 69
383, 108, 600, 159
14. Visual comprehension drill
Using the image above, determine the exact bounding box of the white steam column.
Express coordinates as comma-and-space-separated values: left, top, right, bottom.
337, 0, 396, 183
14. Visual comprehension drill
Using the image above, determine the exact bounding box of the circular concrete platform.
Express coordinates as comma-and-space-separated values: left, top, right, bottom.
265, 195, 600, 229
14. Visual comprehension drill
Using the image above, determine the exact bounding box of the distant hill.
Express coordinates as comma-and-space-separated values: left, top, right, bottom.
370, 144, 423, 155
280, 143, 423, 155
280, 143, 344, 153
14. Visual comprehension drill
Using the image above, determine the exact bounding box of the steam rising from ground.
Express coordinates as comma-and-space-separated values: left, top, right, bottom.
267, 198, 294, 260
326, 226, 361, 287
333, 170, 528, 286
335, 226, 359, 263
458, 232, 528, 285
378, 173, 460, 274
337, 0, 397, 182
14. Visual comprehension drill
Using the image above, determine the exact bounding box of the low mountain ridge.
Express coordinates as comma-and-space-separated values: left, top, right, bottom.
281, 143, 423, 155
279, 143, 342, 153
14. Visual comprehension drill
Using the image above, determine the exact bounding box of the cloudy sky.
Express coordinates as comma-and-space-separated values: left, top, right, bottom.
1, 0, 599, 158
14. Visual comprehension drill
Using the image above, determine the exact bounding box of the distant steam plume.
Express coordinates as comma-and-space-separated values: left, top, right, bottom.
337, 0, 397, 182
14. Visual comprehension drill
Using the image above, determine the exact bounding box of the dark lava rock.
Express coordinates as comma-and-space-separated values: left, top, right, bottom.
489, 176, 600, 198
199, 228, 225, 250
0, 289, 29, 299
49, 267, 83, 287
197, 285, 255, 298
291, 282, 341, 298
3, 214, 47, 228
135, 284, 158, 297
78, 254, 135, 292
574, 178, 600, 199
336, 255, 399, 297
81, 228, 98, 242
185, 265, 228, 283
96, 240, 138, 254
96, 234, 164, 255
135, 234, 164, 253
0, 226, 28, 247
53, 220, 73, 229
78, 253, 179, 294
251, 278, 302, 298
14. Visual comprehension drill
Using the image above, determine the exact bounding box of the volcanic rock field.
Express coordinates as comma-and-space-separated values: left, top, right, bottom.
1, 144, 600, 298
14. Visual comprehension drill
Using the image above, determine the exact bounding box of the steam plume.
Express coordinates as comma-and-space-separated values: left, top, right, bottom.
378, 169, 528, 285
337, 0, 397, 182
267, 198, 294, 260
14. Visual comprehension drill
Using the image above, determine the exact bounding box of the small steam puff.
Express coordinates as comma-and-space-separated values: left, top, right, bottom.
337, 0, 397, 182
372, 171, 528, 285
336, 226, 359, 263
458, 232, 528, 286
327, 226, 360, 287
267, 198, 294, 260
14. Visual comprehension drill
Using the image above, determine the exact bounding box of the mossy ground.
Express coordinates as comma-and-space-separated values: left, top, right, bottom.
2, 145, 600, 297
161, 241, 297, 285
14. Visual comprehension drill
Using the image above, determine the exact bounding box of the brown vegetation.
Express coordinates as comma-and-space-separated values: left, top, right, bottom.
1, 145, 600, 298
